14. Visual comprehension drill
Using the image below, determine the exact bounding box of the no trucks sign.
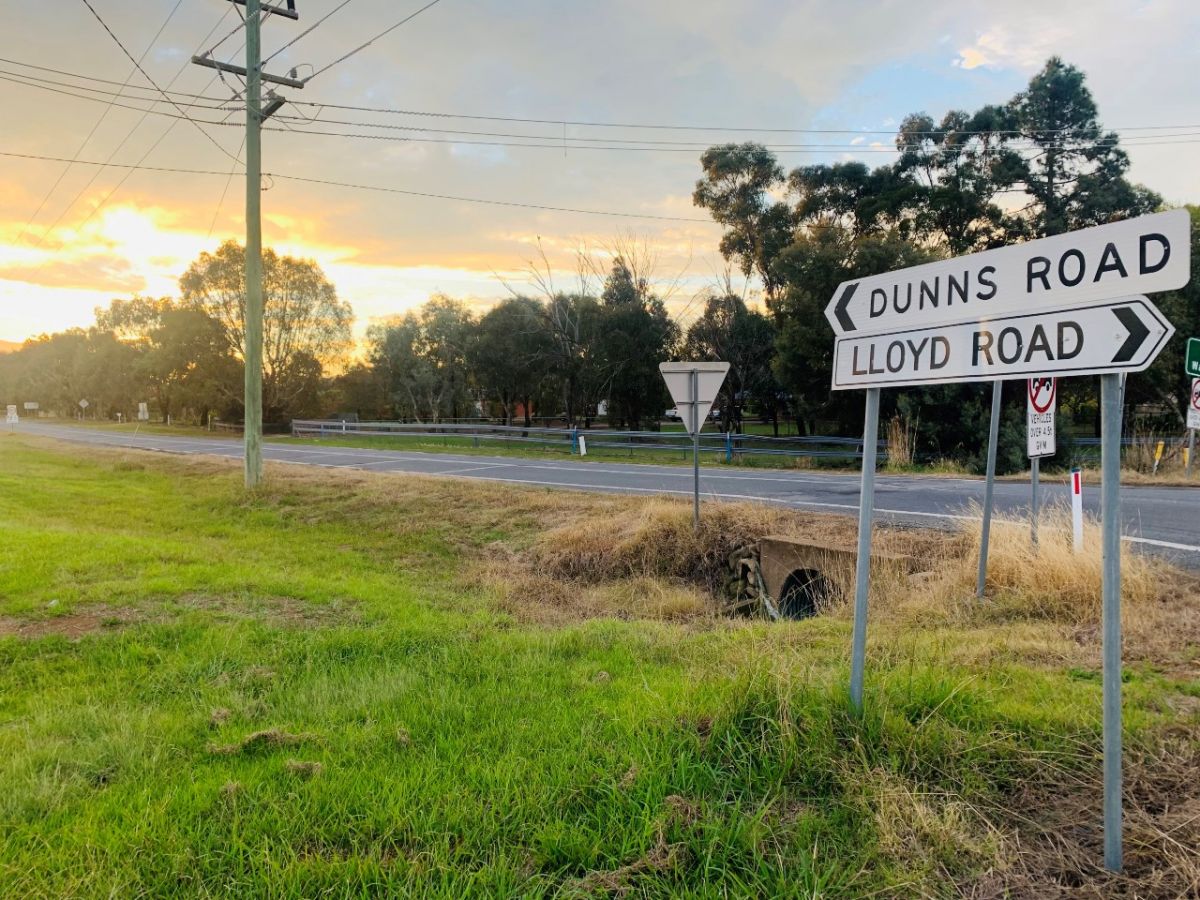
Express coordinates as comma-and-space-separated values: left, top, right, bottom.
1027, 377, 1057, 458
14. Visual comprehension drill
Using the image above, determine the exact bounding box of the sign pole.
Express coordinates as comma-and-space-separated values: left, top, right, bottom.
849, 387, 880, 714
976, 380, 1003, 599
1188, 429, 1195, 479
1099, 373, 1123, 872
691, 368, 700, 529
1030, 456, 1040, 548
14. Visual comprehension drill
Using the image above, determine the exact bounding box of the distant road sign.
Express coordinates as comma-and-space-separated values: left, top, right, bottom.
138, 402, 150, 422
1188, 378, 1200, 431
6, 405, 17, 425
659, 362, 730, 434
1187, 337, 1200, 378
1027, 377, 1057, 458
831, 296, 1172, 390
825, 209, 1191, 336
78, 399, 89, 409
23, 401, 38, 411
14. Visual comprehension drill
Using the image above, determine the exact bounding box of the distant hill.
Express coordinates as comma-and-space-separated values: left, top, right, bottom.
0, 340, 20, 354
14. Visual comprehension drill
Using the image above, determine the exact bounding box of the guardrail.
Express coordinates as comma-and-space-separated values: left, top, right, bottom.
290, 420, 886, 463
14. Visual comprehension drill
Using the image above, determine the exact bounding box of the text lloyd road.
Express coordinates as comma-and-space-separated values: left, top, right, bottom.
832, 297, 1173, 390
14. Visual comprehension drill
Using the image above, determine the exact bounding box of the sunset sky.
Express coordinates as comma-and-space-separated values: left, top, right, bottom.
1, 0, 1197, 344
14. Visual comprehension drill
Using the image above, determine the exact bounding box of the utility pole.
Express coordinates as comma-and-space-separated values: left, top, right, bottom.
192, 0, 302, 488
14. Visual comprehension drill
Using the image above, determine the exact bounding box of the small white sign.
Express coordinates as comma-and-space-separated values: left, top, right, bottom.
1027, 377, 1057, 458
23, 401, 38, 411
659, 362, 730, 435
6, 405, 18, 425
1188, 377, 1200, 431
78, 399, 89, 409
138, 402, 150, 422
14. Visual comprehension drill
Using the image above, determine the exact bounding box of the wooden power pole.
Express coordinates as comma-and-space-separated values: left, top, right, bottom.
192, 0, 302, 488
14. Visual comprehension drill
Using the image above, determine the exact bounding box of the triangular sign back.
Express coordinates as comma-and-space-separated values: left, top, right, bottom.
659, 362, 730, 434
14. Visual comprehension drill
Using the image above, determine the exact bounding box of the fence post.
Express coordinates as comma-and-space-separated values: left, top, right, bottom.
571, 427, 579, 455
725, 431, 733, 463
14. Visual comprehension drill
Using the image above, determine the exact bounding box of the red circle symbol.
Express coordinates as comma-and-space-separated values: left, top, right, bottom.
1028, 377, 1056, 414
1191, 378, 1200, 412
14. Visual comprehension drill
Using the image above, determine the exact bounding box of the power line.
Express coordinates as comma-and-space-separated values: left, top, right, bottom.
263, 0, 356, 64
79, 0, 241, 164
262, 120, 1200, 154
0, 151, 237, 176
306, 0, 445, 81
34, 9, 243, 244
0, 72, 239, 116
6, 54, 1200, 140
0, 150, 715, 223
13, 0, 185, 244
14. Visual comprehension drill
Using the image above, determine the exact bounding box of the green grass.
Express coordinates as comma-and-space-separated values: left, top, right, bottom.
0, 437, 1194, 896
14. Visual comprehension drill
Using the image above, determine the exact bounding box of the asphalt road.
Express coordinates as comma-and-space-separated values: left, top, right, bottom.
16, 422, 1200, 562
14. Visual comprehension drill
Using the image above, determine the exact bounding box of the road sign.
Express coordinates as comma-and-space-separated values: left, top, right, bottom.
1187, 337, 1200, 378
6, 405, 17, 425
825, 209, 1190, 336
138, 402, 150, 422
1188, 378, 1200, 430
1027, 377, 1057, 458
78, 399, 89, 409
23, 401, 37, 411
660, 361, 730, 529
831, 296, 1173, 390
659, 362, 730, 435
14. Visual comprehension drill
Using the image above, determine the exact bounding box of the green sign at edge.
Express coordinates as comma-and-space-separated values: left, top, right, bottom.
1188, 337, 1200, 378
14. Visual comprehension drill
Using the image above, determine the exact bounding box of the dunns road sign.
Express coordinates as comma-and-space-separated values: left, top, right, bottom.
825, 209, 1190, 336
831, 296, 1172, 390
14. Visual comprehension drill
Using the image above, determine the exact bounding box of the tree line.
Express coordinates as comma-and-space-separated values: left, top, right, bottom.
692, 57, 1199, 471
2, 58, 1196, 472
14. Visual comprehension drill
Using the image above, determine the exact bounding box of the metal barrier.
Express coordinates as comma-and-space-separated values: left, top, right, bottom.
290, 420, 886, 463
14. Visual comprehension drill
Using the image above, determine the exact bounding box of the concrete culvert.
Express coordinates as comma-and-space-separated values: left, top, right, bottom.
777, 568, 835, 619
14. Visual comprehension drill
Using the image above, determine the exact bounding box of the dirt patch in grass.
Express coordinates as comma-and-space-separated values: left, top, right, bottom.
208, 728, 319, 756
0, 593, 355, 641
0, 606, 142, 640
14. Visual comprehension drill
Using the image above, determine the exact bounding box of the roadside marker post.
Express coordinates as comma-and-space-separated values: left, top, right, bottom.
824, 210, 1190, 873
659, 362, 730, 529
1027, 377, 1058, 548
977, 380, 1003, 598
1071, 468, 1085, 552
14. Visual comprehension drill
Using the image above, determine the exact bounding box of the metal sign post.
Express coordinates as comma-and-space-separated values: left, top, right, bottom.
977, 380, 1003, 598
1100, 373, 1123, 871
823, 210, 1190, 875
849, 388, 880, 713
691, 369, 700, 528
659, 361, 730, 529
1186, 377, 1199, 480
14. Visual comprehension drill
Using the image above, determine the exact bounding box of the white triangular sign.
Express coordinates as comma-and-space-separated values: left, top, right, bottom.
659, 361, 730, 434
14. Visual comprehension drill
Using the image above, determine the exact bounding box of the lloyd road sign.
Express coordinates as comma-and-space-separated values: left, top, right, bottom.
825, 209, 1190, 336
1188, 378, 1200, 431
1027, 377, 1057, 458
831, 296, 1173, 390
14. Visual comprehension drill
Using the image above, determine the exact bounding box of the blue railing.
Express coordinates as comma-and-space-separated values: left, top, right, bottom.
290, 420, 886, 462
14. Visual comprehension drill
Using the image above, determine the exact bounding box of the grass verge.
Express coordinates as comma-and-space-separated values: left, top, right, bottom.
0, 436, 1197, 897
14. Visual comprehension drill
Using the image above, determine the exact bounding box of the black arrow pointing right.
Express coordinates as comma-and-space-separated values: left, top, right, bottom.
834, 282, 858, 332
1112, 305, 1151, 363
